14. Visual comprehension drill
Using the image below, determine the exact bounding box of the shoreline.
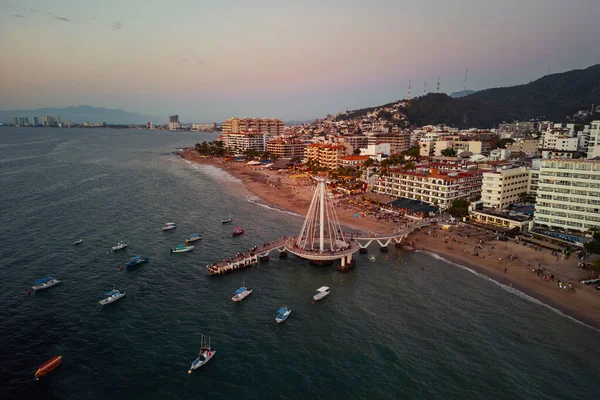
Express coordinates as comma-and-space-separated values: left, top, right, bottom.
421, 248, 600, 332
178, 150, 600, 331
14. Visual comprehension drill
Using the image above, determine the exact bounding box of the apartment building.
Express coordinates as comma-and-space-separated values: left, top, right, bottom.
222, 118, 284, 136
373, 167, 482, 210
168, 115, 180, 130
534, 158, 600, 233
221, 132, 267, 153
266, 140, 306, 159
304, 144, 346, 170
481, 167, 529, 209
587, 121, 600, 158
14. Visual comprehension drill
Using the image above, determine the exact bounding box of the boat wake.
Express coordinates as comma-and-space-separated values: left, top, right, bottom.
420, 250, 600, 333
245, 195, 303, 218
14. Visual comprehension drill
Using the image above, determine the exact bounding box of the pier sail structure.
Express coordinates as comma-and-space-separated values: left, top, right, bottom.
296, 178, 347, 252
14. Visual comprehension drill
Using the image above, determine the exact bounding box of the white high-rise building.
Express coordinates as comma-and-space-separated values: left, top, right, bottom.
168, 115, 181, 130
481, 167, 529, 209
534, 158, 600, 233
588, 121, 600, 158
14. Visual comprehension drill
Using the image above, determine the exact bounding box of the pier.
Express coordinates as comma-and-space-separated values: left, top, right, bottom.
206, 178, 429, 276
206, 238, 288, 276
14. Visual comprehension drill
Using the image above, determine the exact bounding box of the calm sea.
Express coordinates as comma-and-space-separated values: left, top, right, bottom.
0, 128, 598, 400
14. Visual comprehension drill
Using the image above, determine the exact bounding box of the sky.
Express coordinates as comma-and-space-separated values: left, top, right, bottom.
1, 0, 599, 122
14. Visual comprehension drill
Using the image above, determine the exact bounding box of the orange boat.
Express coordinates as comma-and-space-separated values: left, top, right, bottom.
34, 356, 62, 380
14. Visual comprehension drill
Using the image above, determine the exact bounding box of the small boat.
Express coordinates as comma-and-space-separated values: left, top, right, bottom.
369, 256, 377, 262
125, 255, 149, 268
221, 216, 233, 224
232, 226, 244, 236
73, 239, 83, 245
162, 222, 177, 231
112, 242, 128, 251
188, 335, 216, 374
32, 277, 61, 291
171, 243, 194, 253
99, 289, 126, 306
185, 233, 202, 243
312, 286, 330, 301
232, 281, 252, 302
34, 356, 62, 380
275, 306, 291, 324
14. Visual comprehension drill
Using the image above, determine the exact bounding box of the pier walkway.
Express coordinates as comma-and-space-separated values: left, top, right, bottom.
205, 222, 429, 276
206, 238, 288, 276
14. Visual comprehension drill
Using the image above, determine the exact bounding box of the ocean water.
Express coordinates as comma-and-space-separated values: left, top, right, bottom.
0, 128, 598, 400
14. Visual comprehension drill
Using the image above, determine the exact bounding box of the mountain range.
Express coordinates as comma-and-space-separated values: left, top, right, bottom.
334, 64, 600, 128
0, 106, 162, 125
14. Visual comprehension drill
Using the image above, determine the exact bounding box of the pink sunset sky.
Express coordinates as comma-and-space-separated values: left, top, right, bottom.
1, 0, 599, 122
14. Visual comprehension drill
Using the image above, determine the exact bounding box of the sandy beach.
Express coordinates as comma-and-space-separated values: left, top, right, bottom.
179, 150, 600, 330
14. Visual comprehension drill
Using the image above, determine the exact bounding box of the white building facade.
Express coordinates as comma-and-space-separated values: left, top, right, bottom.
534, 158, 600, 233
481, 167, 529, 209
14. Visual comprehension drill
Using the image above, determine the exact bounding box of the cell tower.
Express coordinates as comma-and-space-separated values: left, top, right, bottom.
437, 77, 440, 92
424, 81, 427, 95
408, 80, 412, 99
464, 68, 468, 91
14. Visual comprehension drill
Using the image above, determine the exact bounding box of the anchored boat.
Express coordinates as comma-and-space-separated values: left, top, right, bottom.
232, 282, 252, 302
188, 335, 216, 374
112, 242, 128, 251
312, 286, 330, 301
185, 233, 202, 243
34, 356, 62, 380
171, 243, 194, 253
99, 289, 126, 306
73, 239, 83, 245
221, 216, 233, 224
162, 222, 177, 231
125, 255, 148, 268
232, 226, 244, 236
32, 277, 61, 291
275, 306, 291, 324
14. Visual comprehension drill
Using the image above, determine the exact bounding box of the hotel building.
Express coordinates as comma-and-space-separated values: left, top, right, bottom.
534, 158, 600, 233
266, 140, 306, 159
222, 118, 284, 136
481, 167, 530, 209
304, 144, 346, 170
221, 132, 267, 153
373, 167, 483, 210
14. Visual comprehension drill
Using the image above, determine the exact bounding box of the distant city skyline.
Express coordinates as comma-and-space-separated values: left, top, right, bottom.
1, 0, 599, 121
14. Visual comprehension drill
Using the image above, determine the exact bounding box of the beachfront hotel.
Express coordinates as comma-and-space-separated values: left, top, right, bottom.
481, 166, 530, 209
221, 132, 267, 153
373, 167, 483, 211
534, 158, 600, 233
266, 139, 306, 159
222, 117, 284, 136
304, 143, 347, 170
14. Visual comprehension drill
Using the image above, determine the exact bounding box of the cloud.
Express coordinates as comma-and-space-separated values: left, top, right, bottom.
46, 12, 71, 22
197, 60, 204, 65
180, 59, 189, 62
12, 13, 25, 18
112, 22, 122, 30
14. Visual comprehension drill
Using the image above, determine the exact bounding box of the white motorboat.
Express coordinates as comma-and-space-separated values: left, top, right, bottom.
232, 282, 252, 302
112, 242, 128, 251
275, 306, 291, 324
162, 222, 177, 231
312, 286, 330, 301
188, 335, 216, 374
185, 233, 202, 243
99, 289, 126, 306
171, 243, 194, 253
73, 239, 83, 245
32, 277, 61, 291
